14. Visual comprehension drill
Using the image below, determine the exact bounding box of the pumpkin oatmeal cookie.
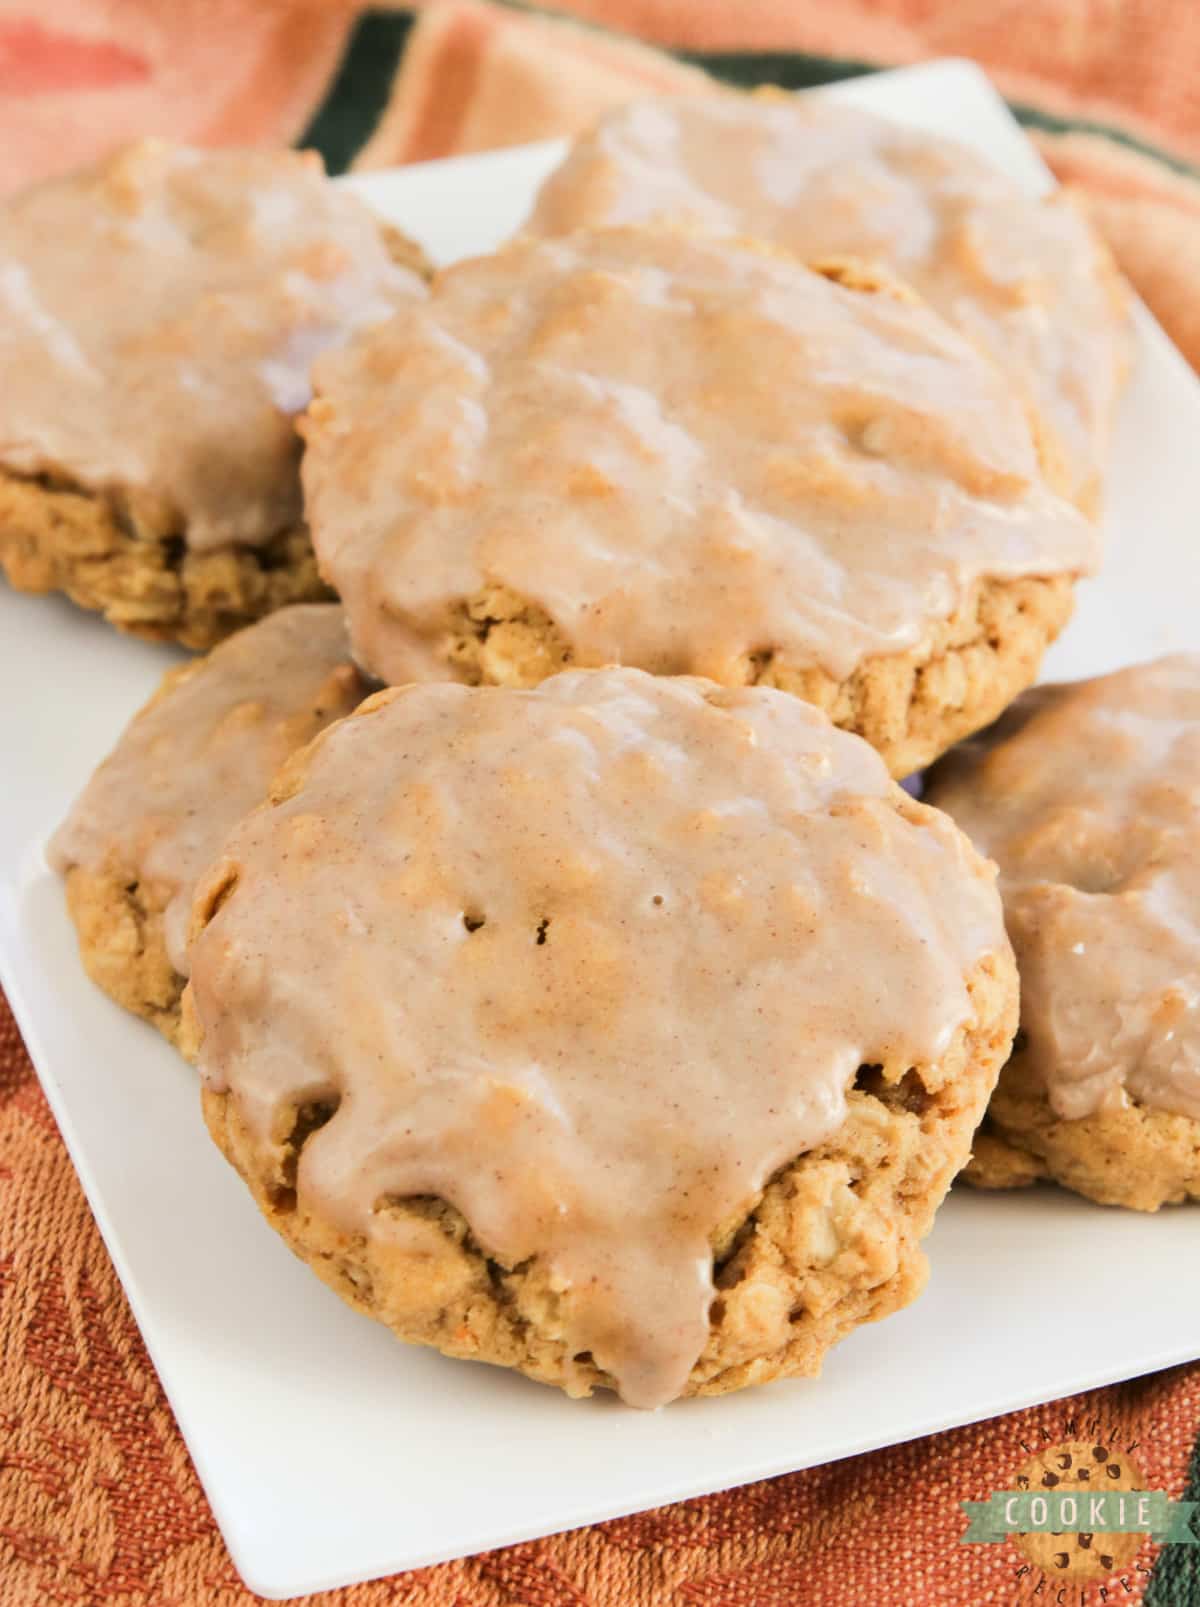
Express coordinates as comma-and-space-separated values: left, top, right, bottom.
0, 141, 428, 646
50, 605, 371, 1045
928, 655, 1200, 1210
185, 668, 1017, 1403
301, 228, 1096, 776
528, 93, 1132, 514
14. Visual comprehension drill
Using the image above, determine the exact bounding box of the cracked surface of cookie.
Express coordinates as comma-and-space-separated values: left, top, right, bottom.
301, 227, 1096, 775
0, 140, 427, 644
184, 668, 1017, 1404
928, 654, 1200, 1209
528, 93, 1132, 513
50, 605, 372, 1046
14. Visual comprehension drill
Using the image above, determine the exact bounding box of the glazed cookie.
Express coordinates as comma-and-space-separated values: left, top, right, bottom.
926, 654, 1200, 1210
527, 94, 1132, 513
184, 668, 1017, 1406
301, 226, 1098, 776
50, 605, 372, 1046
0, 141, 428, 647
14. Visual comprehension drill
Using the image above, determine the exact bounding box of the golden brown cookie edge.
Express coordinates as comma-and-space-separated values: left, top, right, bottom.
962, 1053, 1200, 1211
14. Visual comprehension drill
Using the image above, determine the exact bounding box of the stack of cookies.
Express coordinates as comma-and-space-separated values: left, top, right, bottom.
6, 90, 1194, 1411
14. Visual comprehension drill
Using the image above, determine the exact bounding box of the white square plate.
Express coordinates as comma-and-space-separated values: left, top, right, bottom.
2, 59, 1199, 1600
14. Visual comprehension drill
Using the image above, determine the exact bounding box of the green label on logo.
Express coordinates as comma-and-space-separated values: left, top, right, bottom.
960, 1490, 1199, 1546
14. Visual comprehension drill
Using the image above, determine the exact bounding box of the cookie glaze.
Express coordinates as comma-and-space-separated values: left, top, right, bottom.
0, 141, 423, 551
188, 668, 1011, 1406
301, 228, 1097, 694
929, 654, 1200, 1123
528, 94, 1131, 510
50, 605, 370, 975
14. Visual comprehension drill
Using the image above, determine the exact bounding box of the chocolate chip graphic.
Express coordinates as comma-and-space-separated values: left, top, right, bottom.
1054, 1553, 1070, 1570
1056, 1453, 1072, 1470
1079, 1468, 1092, 1481
1101, 1555, 1115, 1570
1042, 1472, 1060, 1487
1078, 1533, 1094, 1550
1107, 1464, 1122, 1479
1017, 1474, 1030, 1490
1094, 1446, 1109, 1461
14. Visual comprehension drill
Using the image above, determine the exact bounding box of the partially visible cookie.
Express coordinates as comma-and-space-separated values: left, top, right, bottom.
50, 604, 372, 1046
927, 654, 1200, 1210
0, 141, 429, 647
527, 93, 1133, 514
301, 227, 1097, 777
184, 668, 1017, 1405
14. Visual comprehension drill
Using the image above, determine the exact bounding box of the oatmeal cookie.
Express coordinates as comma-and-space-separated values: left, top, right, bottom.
301, 228, 1097, 776
928, 655, 1200, 1209
50, 605, 372, 1045
528, 93, 1132, 514
0, 141, 428, 646
184, 668, 1017, 1404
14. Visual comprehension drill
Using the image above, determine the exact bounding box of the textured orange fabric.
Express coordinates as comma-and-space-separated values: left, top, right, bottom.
0, 2, 361, 193
351, 1, 712, 169
1, 982, 1196, 1605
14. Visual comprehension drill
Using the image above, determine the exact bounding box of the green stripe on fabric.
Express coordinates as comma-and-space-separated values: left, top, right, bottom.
298, 10, 415, 175
1008, 100, 1200, 181
1145, 1429, 1200, 1606
679, 48, 878, 93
